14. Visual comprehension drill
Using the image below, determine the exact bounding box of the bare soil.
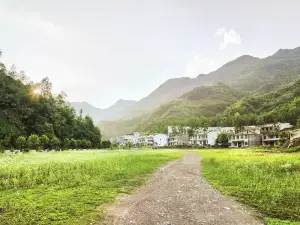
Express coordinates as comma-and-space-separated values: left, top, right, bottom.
102, 152, 263, 225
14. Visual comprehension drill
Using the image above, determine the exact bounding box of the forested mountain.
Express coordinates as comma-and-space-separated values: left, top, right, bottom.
86, 46, 300, 125
215, 77, 300, 127
99, 46, 300, 138
0, 55, 101, 150
71, 99, 137, 122
99, 83, 241, 137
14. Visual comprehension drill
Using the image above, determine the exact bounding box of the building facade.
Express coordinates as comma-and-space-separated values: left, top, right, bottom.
168, 126, 234, 146
229, 127, 262, 148
261, 123, 294, 146
121, 132, 140, 145
153, 134, 168, 147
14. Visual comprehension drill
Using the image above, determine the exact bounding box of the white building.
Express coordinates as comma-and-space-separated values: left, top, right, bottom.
121, 132, 140, 145
139, 135, 154, 147
261, 123, 294, 146
153, 134, 168, 147
229, 126, 261, 148
168, 126, 234, 146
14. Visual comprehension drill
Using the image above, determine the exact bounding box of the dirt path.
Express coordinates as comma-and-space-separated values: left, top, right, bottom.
103, 152, 263, 225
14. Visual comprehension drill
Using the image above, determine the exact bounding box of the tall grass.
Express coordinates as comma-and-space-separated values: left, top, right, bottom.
194, 149, 300, 224
0, 150, 182, 224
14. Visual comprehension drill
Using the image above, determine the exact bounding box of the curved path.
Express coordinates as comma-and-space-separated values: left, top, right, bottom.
103, 152, 263, 225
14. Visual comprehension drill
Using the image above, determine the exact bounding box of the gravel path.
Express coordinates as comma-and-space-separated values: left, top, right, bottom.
103, 152, 263, 225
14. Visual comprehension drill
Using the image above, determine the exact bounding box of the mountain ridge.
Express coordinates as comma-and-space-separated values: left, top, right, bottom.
74, 45, 300, 128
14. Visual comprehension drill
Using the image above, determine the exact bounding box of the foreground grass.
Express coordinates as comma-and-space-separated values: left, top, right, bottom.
193, 149, 300, 224
0, 150, 182, 224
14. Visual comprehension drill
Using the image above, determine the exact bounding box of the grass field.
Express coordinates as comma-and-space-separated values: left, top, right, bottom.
193, 148, 300, 225
0, 150, 182, 225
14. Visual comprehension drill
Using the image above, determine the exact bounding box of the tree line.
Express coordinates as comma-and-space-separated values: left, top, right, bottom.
0, 51, 102, 151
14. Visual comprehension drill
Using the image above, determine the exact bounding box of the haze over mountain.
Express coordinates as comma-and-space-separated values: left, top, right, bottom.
73, 46, 300, 127
71, 99, 137, 122
95, 46, 300, 138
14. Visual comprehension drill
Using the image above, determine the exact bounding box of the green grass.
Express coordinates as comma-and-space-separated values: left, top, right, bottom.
192, 148, 300, 224
0, 150, 182, 224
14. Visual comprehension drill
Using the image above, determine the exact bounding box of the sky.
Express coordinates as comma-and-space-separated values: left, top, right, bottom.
1, 0, 300, 108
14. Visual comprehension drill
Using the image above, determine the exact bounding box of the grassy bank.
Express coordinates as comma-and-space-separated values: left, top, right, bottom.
193, 149, 300, 224
0, 150, 182, 224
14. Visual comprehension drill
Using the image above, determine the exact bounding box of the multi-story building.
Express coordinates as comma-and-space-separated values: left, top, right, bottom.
153, 134, 168, 147
121, 132, 140, 145
168, 126, 190, 146
229, 126, 261, 148
261, 123, 294, 146
168, 126, 234, 146
138, 135, 154, 147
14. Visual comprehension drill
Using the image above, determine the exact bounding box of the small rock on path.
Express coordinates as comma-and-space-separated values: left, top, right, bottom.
103, 152, 263, 225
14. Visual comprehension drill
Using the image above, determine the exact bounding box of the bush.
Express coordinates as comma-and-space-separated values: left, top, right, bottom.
63, 138, 70, 149
50, 137, 60, 150
40, 134, 49, 150
70, 139, 77, 149
16, 136, 27, 151
27, 135, 40, 150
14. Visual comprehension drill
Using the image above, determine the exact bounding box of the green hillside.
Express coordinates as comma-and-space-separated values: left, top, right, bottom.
216, 77, 300, 127
0, 58, 101, 150
99, 83, 241, 137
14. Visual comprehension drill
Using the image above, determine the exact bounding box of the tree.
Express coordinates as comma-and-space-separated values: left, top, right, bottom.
40, 134, 49, 150
0, 55, 102, 151
70, 139, 77, 149
16, 136, 27, 151
102, 140, 111, 149
50, 137, 60, 150
27, 134, 40, 150
216, 133, 230, 148
64, 138, 70, 149
297, 117, 300, 129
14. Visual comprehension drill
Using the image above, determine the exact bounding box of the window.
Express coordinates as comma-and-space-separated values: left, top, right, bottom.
276, 135, 279, 138
245, 135, 247, 138
245, 142, 248, 146
264, 135, 267, 139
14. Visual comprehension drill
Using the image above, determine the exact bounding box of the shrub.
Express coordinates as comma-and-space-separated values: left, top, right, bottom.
16, 136, 27, 151
50, 137, 60, 150
27, 135, 40, 150
40, 134, 49, 150
63, 138, 70, 149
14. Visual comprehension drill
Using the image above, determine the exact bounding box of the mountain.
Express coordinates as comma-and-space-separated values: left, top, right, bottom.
219, 77, 300, 126
99, 83, 241, 137
71, 99, 137, 122
98, 46, 300, 137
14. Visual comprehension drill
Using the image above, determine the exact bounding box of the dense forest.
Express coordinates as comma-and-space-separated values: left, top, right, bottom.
0, 51, 102, 151
161, 78, 300, 130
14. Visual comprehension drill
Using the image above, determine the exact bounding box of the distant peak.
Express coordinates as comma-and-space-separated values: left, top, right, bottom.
196, 74, 206, 79
222, 54, 259, 68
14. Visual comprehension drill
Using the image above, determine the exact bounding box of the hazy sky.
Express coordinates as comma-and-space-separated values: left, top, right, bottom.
1, 0, 299, 108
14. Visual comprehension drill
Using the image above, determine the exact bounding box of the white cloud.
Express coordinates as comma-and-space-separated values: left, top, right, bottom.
0, 5, 64, 40
215, 28, 241, 50
185, 52, 220, 77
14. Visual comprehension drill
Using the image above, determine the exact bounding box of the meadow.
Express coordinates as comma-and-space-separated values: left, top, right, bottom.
0, 150, 182, 225
194, 148, 300, 225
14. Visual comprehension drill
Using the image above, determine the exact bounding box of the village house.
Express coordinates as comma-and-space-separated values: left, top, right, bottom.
168, 126, 234, 146
153, 134, 168, 147
168, 126, 190, 146
260, 123, 294, 146
229, 126, 261, 148
121, 132, 140, 146
138, 135, 154, 147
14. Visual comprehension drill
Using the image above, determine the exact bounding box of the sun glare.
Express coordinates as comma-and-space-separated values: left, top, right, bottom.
33, 88, 42, 95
